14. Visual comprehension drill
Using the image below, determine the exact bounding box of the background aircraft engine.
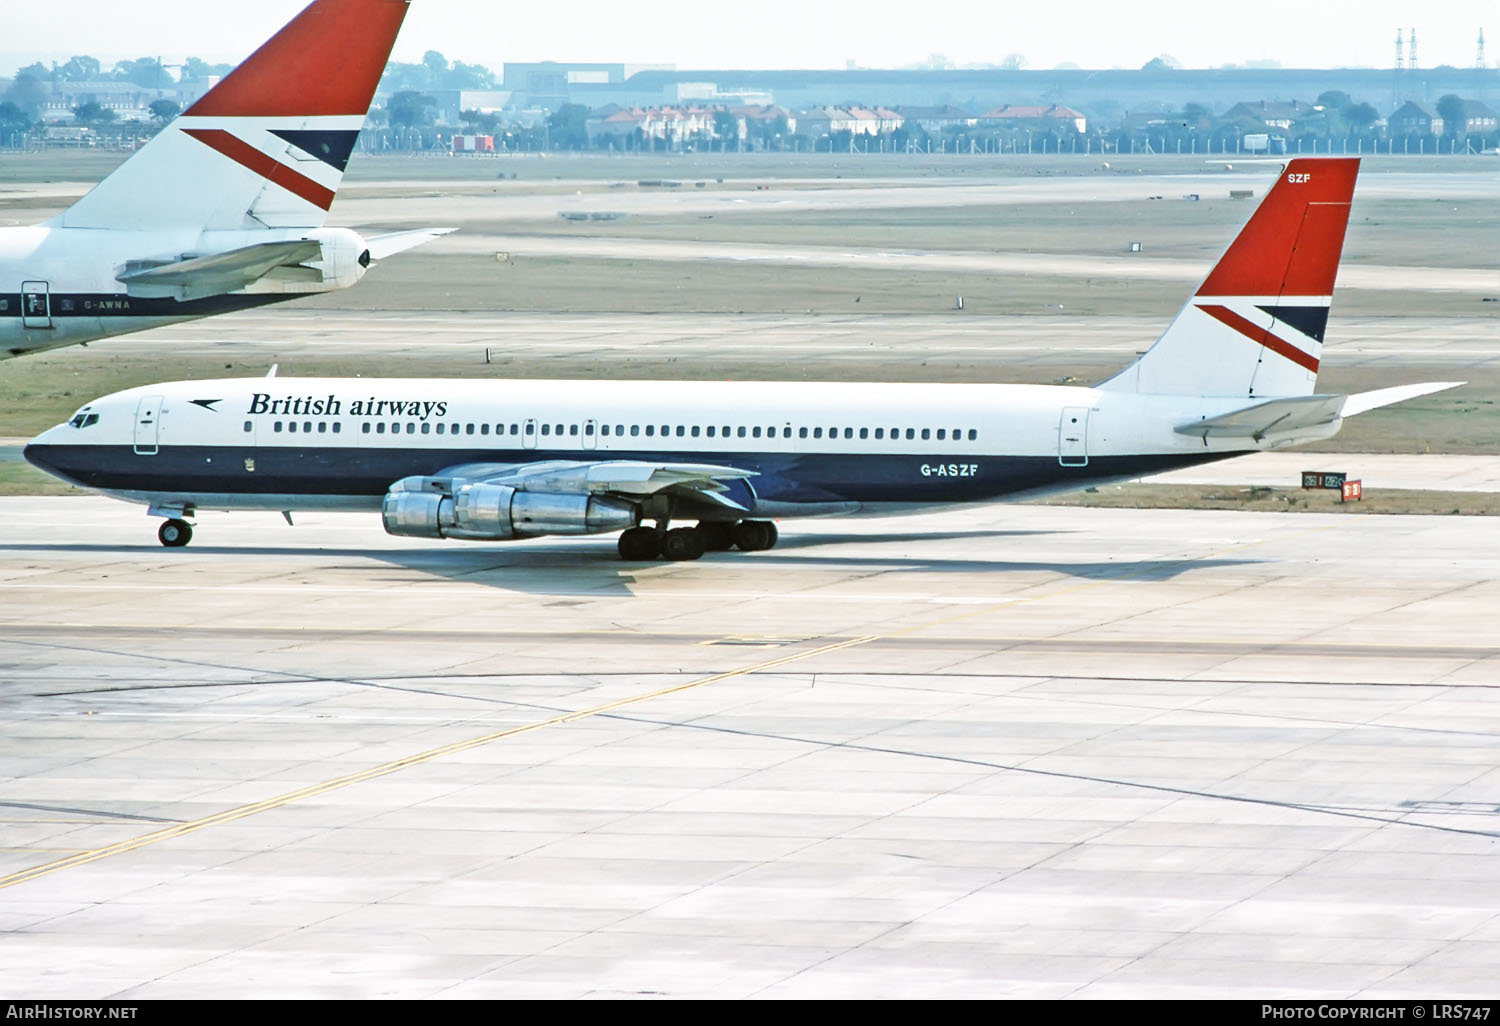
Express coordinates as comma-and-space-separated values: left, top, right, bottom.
382, 479, 639, 541
306, 227, 371, 290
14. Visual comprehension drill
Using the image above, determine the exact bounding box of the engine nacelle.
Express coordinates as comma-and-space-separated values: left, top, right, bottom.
382, 477, 639, 541
302, 226, 370, 292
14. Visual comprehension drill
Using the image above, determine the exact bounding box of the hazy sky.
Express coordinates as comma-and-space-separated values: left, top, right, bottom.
2, 0, 1495, 74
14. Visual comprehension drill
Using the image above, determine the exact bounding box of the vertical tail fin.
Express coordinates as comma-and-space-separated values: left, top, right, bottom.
49, 0, 409, 232
1100, 157, 1359, 398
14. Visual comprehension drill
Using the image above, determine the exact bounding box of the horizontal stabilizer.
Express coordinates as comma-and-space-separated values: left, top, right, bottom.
1176, 394, 1347, 440
1340, 381, 1465, 418
365, 227, 458, 261
117, 239, 324, 301
1178, 381, 1464, 440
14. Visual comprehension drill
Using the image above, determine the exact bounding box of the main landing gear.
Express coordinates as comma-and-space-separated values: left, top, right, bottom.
157, 518, 194, 548
617, 520, 778, 562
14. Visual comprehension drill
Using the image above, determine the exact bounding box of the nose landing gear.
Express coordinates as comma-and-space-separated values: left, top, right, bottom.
157, 518, 194, 548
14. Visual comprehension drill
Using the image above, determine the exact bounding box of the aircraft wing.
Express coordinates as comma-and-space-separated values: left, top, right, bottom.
449, 459, 759, 510
116, 239, 325, 302
1176, 382, 1464, 441
365, 227, 458, 260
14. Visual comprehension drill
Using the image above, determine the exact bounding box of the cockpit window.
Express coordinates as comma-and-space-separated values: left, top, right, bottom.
68, 411, 100, 429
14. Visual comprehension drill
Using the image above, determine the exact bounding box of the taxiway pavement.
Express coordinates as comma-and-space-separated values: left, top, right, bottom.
2, 496, 1498, 998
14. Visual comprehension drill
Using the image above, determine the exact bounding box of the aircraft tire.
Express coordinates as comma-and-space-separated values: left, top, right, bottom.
733, 520, 777, 552
661, 527, 705, 561
617, 526, 660, 561
158, 519, 193, 548
696, 521, 736, 551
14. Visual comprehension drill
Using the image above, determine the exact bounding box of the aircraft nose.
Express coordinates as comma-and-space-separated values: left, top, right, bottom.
22, 441, 55, 474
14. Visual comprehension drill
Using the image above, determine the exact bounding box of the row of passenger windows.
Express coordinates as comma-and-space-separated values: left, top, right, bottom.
251, 420, 980, 442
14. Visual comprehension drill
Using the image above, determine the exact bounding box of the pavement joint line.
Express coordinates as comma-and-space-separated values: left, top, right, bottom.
0, 520, 1355, 893
0, 633, 878, 892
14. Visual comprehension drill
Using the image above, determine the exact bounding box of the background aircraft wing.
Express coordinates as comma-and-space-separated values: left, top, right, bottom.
116, 240, 325, 301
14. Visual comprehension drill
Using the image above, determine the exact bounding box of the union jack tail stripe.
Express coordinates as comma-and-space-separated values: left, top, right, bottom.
1101, 158, 1357, 399
52, 1, 409, 232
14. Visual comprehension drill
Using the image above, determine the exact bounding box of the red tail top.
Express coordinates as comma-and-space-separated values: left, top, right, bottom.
186, 0, 409, 118
1196, 157, 1358, 297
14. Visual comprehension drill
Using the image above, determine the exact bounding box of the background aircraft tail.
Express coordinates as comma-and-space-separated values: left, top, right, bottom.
48, 0, 409, 233
1099, 157, 1359, 399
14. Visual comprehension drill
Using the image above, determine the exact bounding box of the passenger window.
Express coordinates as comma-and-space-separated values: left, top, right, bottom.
333, 423, 341, 434
318, 423, 328, 434
376, 423, 385, 434
274, 422, 283, 433
616, 425, 624, 435
859, 428, 868, 439
660, 425, 669, 436
952, 427, 961, 439
707, 426, 716, 438
600, 424, 609, 436
541, 424, 551, 436
631, 425, 640, 437
690, 426, 700, 437
569, 424, 578, 436
436, 424, 445, 435
843, 428, 853, 439
244, 421, 253, 433
737, 426, 746, 438
556, 423, 565, 435
646, 425, 655, 436
921, 428, 930, 440
968, 429, 977, 440
766, 427, 776, 438
304, 422, 312, 433
288, 422, 297, 434
798, 427, 808, 439
421, 423, 431, 435
362, 423, 371, 434
936, 429, 945, 440
467, 424, 475, 435
813, 427, 822, 439
752, 427, 762, 438
675, 425, 685, 437
874, 428, 883, 439
905, 428, 915, 440
511, 424, 520, 435
722, 425, 730, 436
406, 424, 416, 435
585, 423, 595, 436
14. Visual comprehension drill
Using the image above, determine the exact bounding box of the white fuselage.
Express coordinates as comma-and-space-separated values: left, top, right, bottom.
26, 376, 1333, 520
0, 224, 369, 357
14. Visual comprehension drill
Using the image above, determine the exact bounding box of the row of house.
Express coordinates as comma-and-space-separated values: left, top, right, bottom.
1218, 98, 1499, 135
582, 102, 1088, 147
18, 79, 217, 123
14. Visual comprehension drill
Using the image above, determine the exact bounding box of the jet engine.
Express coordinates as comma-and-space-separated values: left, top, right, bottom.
382, 477, 639, 541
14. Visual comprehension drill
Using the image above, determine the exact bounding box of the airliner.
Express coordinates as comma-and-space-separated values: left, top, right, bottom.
1, 0, 451, 359
24, 158, 1461, 559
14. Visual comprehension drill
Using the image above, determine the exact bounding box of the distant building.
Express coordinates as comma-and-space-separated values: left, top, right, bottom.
894, 105, 977, 132
34, 81, 177, 123
1388, 100, 1442, 136
979, 103, 1086, 133
1455, 99, 1498, 134
1223, 99, 1312, 130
